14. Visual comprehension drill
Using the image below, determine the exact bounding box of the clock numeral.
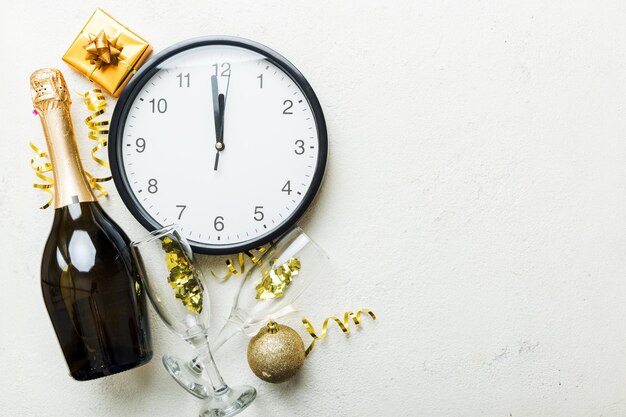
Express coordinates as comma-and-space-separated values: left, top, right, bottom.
282, 180, 292, 195
214, 216, 225, 231
257, 74, 263, 88
176, 204, 187, 220
283, 99, 293, 115
177, 72, 190, 88
254, 206, 264, 221
294, 140, 305, 155
135, 137, 146, 153
148, 178, 158, 194
212, 62, 231, 77
149, 98, 167, 113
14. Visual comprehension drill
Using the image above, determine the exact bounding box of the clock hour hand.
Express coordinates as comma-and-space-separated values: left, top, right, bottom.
214, 93, 226, 171
217, 93, 225, 145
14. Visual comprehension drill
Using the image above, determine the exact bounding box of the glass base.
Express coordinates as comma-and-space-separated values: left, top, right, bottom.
199, 385, 256, 417
163, 354, 209, 399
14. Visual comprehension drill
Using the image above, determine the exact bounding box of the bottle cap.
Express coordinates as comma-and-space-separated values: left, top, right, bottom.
30, 68, 71, 112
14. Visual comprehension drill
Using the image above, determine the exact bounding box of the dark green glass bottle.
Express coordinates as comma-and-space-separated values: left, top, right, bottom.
32, 68, 152, 381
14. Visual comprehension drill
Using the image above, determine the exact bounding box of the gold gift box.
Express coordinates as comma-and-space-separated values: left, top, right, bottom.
62, 8, 151, 97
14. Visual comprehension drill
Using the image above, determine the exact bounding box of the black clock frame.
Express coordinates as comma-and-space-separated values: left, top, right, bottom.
109, 36, 328, 255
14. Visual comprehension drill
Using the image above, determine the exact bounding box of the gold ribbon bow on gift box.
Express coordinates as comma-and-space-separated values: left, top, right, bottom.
84, 30, 124, 69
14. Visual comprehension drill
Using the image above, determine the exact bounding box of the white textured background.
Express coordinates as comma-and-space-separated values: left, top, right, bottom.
2, 1, 626, 416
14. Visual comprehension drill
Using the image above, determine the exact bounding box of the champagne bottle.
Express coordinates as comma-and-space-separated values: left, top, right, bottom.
31, 68, 152, 381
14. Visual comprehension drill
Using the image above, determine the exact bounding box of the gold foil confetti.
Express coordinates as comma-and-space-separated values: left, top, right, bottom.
162, 237, 203, 314
255, 258, 301, 301
301, 309, 377, 356
30, 89, 112, 208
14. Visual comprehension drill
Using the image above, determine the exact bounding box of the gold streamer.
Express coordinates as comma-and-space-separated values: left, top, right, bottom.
211, 246, 269, 281
30, 89, 112, 207
29, 141, 54, 209
301, 309, 377, 356
80, 89, 112, 192
211, 252, 245, 281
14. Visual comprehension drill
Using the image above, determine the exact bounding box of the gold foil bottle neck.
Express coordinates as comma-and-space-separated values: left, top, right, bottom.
30, 68, 96, 208
30, 68, 72, 113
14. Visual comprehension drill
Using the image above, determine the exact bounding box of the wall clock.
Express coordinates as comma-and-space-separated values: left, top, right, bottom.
109, 36, 328, 254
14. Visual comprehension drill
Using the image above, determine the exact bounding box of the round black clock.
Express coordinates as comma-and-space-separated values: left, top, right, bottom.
109, 36, 328, 254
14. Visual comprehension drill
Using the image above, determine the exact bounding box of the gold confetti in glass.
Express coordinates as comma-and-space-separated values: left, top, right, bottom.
165, 226, 328, 398
130, 225, 256, 417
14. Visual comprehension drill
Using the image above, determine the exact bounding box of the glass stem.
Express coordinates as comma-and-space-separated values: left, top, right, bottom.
188, 314, 244, 376
192, 335, 228, 395
212, 318, 243, 352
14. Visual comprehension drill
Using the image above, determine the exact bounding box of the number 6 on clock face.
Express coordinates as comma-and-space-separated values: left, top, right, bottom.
109, 37, 328, 254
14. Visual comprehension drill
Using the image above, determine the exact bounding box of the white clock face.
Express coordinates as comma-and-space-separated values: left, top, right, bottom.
114, 41, 326, 253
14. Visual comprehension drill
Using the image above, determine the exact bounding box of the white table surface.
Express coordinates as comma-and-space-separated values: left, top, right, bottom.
2, 1, 626, 416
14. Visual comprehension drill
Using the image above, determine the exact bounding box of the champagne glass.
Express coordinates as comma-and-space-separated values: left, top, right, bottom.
164, 226, 327, 397
130, 225, 256, 417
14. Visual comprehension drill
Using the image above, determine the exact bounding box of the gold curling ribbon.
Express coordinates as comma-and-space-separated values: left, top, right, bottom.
302, 309, 377, 356
29, 141, 54, 209
211, 252, 245, 280
80, 89, 112, 191
30, 89, 112, 208
211, 246, 269, 281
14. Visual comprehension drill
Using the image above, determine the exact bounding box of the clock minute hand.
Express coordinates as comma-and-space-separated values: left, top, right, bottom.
211, 75, 220, 145
219, 68, 230, 143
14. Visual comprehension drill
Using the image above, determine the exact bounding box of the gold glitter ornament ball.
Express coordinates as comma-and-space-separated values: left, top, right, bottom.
247, 321, 305, 383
